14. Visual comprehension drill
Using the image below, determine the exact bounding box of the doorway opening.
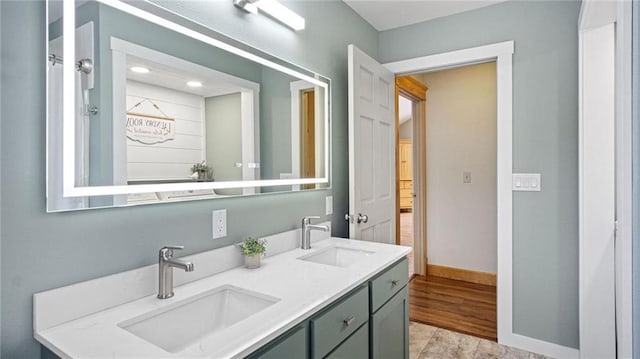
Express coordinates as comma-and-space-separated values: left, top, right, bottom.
300, 89, 316, 190
396, 61, 498, 341
395, 76, 427, 280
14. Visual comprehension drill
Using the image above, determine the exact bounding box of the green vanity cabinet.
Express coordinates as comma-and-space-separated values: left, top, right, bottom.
325, 322, 369, 359
369, 258, 409, 359
370, 286, 409, 359
248, 323, 308, 359
41, 347, 59, 359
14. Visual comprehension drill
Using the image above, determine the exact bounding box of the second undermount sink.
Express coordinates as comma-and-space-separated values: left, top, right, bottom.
119, 285, 279, 353
298, 246, 375, 267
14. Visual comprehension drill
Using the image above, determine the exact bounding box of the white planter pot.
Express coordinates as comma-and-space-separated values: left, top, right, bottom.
244, 254, 261, 269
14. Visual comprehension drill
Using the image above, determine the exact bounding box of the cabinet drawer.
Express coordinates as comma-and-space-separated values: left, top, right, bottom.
311, 286, 369, 359
399, 198, 413, 208
400, 181, 413, 190
249, 324, 307, 359
325, 322, 369, 359
369, 258, 408, 313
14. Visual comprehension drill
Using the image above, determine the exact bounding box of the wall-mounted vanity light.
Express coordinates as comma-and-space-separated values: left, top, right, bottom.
234, 0, 305, 31
130, 66, 150, 74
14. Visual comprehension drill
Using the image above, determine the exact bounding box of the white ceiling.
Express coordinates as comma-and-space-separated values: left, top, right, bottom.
126, 55, 245, 98
343, 0, 509, 31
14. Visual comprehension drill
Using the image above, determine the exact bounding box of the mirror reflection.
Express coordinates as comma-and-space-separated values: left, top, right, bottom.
120, 43, 262, 197
46, 0, 330, 211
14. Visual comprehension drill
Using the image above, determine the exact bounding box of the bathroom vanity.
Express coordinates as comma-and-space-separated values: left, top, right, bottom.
34, 227, 410, 358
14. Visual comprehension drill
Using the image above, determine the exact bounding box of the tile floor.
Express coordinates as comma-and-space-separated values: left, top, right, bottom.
409, 322, 552, 359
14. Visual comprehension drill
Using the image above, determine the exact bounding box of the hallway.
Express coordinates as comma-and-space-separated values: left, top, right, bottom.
400, 212, 414, 277
402, 209, 498, 341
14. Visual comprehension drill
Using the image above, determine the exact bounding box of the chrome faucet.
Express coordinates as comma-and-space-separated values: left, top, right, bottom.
158, 245, 194, 299
301, 216, 329, 250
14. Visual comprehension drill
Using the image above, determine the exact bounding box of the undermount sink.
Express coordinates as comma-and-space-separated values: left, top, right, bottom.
119, 285, 279, 353
298, 246, 375, 267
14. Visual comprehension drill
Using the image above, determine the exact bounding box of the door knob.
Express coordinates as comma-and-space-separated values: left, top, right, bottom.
357, 213, 369, 224
344, 214, 354, 223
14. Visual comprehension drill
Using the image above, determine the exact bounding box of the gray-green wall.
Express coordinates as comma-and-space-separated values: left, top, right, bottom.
205, 93, 242, 196
260, 67, 296, 181
379, 0, 580, 348
0, 1, 377, 357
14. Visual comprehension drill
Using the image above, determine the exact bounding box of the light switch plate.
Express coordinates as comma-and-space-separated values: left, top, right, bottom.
325, 196, 333, 215
212, 209, 227, 239
512, 173, 541, 191
463, 171, 472, 183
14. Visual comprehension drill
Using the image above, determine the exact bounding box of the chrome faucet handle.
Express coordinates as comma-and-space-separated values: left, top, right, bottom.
302, 216, 320, 225
159, 245, 184, 258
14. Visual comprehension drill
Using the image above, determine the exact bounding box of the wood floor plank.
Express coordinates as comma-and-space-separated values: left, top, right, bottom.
409, 275, 497, 341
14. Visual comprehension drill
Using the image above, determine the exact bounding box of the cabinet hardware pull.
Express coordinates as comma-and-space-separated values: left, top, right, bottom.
391, 279, 400, 286
343, 316, 355, 326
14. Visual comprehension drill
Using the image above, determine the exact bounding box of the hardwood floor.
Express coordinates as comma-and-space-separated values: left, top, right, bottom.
409, 275, 497, 341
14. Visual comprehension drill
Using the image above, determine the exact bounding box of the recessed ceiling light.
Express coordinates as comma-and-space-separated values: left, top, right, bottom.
187, 81, 203, 88
130, 66, 150, 74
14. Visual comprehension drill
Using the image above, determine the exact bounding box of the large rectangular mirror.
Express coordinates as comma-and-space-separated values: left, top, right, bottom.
47, 0, 330, 212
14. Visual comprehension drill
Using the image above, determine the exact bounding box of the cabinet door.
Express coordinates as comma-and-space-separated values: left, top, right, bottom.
399, 140, 412, 181
325, 322, 369, 359
250, 324, 308, 359
370, 286, 409, 359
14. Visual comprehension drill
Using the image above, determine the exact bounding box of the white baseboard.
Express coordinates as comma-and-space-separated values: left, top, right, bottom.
500, 333, 580, 359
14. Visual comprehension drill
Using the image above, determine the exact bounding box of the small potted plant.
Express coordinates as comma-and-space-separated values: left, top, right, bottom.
191, 161, 210, 181
239, 237, 267, 269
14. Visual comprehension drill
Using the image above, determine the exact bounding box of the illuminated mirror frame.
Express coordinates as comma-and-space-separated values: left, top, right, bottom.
61, 0, 330, 198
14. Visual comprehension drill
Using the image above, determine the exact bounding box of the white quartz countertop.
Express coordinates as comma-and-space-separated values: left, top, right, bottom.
35, 238, 410, 358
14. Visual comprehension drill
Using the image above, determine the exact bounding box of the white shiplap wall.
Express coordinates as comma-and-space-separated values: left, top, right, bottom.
126, 80, 204, 181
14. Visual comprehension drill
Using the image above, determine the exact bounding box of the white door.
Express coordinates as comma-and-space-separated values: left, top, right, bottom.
579, 23, 616, 358
347, 45, 395, 243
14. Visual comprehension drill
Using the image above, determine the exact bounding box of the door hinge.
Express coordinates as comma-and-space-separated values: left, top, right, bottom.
614, 220, 619, 241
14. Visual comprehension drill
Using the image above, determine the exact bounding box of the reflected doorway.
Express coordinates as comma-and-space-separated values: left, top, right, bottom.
301, 89, 316, 190
399, 96, 415, 277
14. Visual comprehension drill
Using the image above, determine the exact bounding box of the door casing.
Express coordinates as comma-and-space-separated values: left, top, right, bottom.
578, 1, 633, 357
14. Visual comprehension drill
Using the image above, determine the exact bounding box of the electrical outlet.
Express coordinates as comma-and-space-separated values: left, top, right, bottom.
326, 196, 333, 215
212, 209, 227, 239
